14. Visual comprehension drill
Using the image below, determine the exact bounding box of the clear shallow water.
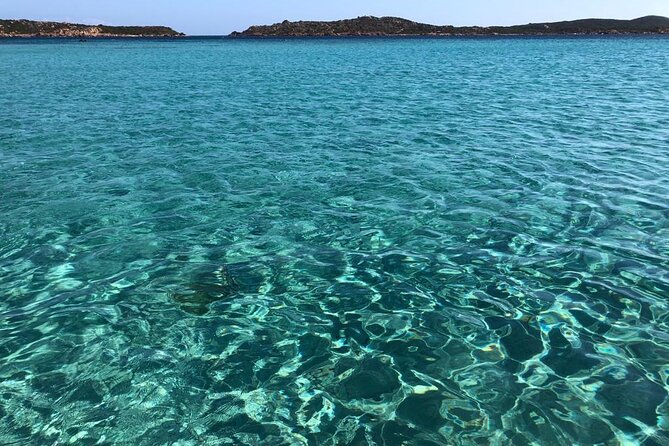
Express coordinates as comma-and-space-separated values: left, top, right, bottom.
1, 37, 669, 445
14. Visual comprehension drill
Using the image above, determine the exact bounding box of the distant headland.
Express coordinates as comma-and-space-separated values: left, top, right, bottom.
0, 19, 184, 38
230, 15, 669, 37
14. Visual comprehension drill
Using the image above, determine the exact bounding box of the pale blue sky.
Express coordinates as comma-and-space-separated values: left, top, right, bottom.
4, 0, 669, 35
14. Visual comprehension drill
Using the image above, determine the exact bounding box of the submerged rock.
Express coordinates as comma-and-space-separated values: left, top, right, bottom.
171, 265, 239, 315
334, 357, 401, 401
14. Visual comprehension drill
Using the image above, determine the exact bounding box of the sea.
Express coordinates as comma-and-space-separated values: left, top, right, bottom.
1, 36, 668, 445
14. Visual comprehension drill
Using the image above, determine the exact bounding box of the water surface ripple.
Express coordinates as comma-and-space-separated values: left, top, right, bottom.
1, 37, 669, 445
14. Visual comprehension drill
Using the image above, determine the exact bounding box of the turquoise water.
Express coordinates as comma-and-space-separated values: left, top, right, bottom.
1, 37, 669, 445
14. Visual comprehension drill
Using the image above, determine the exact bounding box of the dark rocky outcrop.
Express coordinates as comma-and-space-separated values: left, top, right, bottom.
0, 19, 184, 37
230, 15, 669, 37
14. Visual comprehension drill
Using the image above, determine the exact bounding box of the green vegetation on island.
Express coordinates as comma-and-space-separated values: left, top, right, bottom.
230, 15, 669, 37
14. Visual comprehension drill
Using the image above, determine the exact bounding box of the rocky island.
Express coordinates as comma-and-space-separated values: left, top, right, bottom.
230, 15, 669, 37
0, 19, 184, 38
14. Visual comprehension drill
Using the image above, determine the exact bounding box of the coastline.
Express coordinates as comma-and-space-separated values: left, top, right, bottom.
0, 34, 186, 39
3, 15, 668, 39
224, 32, 669, 39
229, 15, 669, 38
3, 34, 669, 42
0, 19, 184, 38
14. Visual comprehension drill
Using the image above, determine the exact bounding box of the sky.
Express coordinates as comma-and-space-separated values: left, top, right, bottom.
4, 0, 669, 35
